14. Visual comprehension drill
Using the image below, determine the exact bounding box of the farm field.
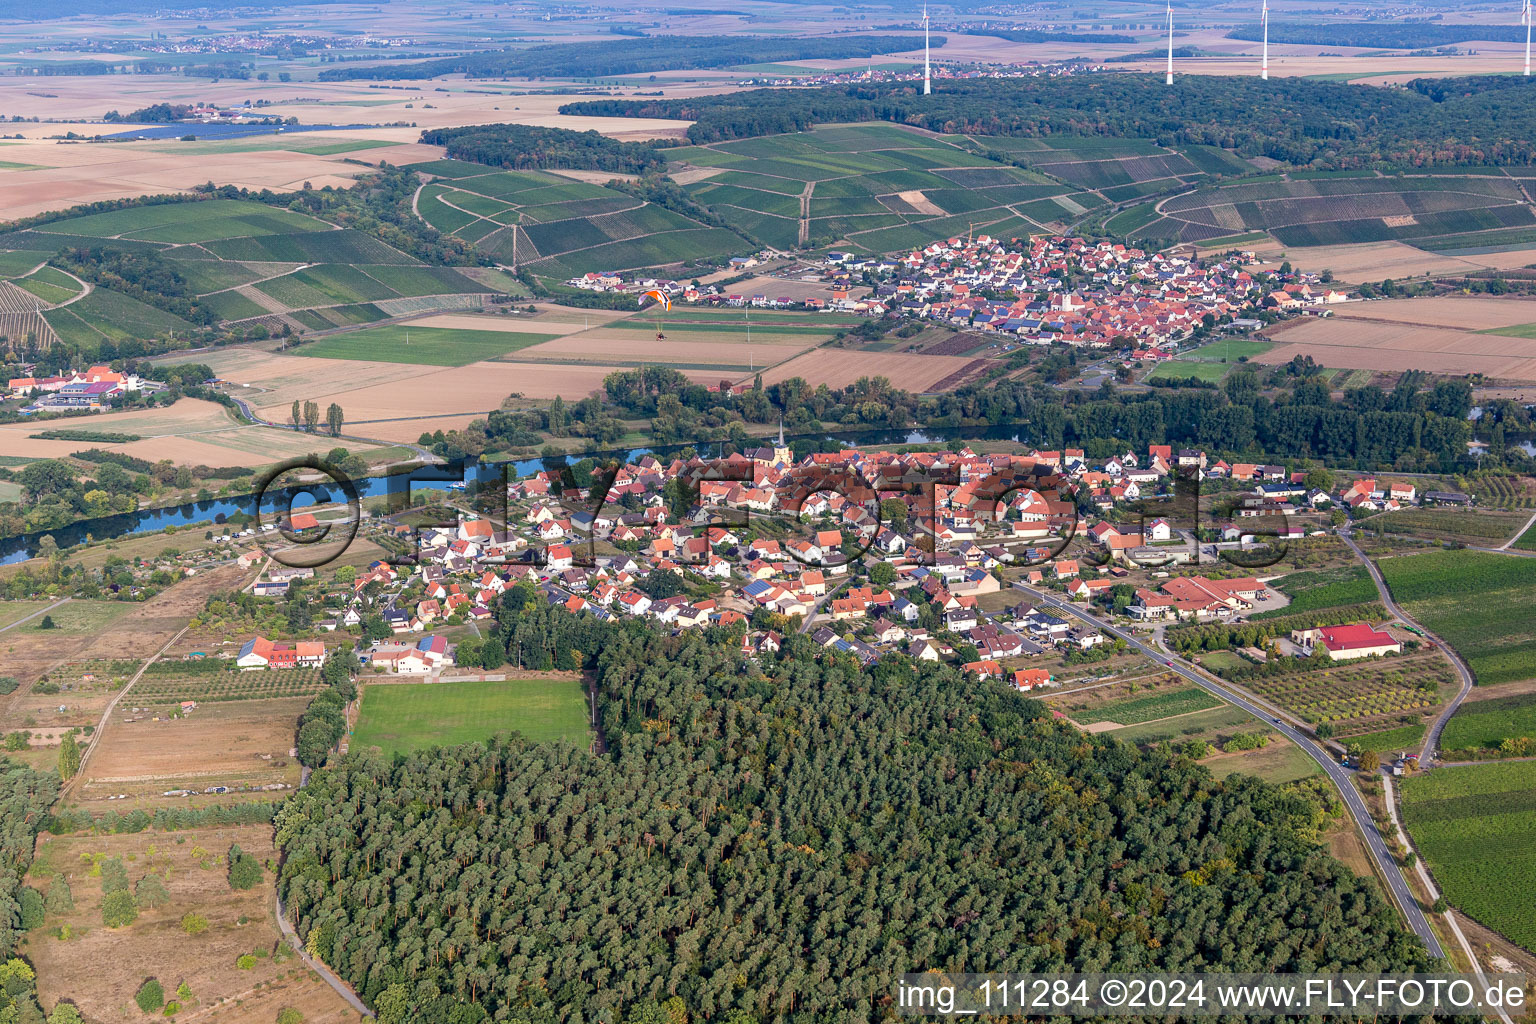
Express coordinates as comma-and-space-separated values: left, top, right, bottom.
512, 332, 811, 369
1257, 318, 1536, 382
1253, 565, 1378, 618
291, 323, 550, 365
759, 348, 980, 392
254, 358, 723, 436
1372, 507, 1530, 545
1440, 692, 1536, 757
1064, 686, 1222, 726
0, 398, 372, 466
77, 696, 306, 801
1401, 759, 1536, 954
1333, 296, 1536, 331
1342, 722, 1426, 753
26, 825, 356, 1024
1250, 240, 1536, 282
1149, 174, 1536, 247
1376, 550, 1536, 686
353, 677, 592, 756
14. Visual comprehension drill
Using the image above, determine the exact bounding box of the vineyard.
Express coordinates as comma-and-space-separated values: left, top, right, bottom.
1440, 693, 1536, 758
128, 666, 328, 705
1376, 551, 1536, 686
1252, 566, 1378, 619
1370, 507, 1526, 544
1061, 686, 1221, 726
1459, 474, 1536, 511
1401, 759, 1536, 953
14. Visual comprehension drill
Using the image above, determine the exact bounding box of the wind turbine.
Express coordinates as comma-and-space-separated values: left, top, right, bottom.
1525, 0, 1532, 76
923, 3, 932, 95
1261, 0, 1270, 79
1165, 2, 1175, 85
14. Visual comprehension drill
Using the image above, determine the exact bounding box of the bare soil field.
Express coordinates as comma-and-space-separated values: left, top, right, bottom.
1257, 318, 1536, 380
513, 333, 809, 367
0, 398, 391, 466
79, 697, 305, 803
1249, 240, 1535, 282
257, 358, 722, 433
405, 311, 589, 335
757, 349, 976, 391
26, 825, 356, 1024
725, 275, 854, 301
1332, 296, 1536, 331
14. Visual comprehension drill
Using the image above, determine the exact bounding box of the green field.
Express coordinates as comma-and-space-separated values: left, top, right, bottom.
1479, 322, 1536, 340
1401, 759, 1536, 953
1254, 566, 1379, 619
1377, 550, 1536, 686
1343, 722, 1426, 753
353, 678, 592, 755
293, 324, 549, 365
1070, 686, 1223, 725
1441, 693, 1536, 755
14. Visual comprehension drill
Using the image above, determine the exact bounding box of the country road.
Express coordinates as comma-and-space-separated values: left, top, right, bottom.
1007, 582, 1446, 960
0, 597, 70, 635
62, 624, 190, 798
1337, 531, 1474, 763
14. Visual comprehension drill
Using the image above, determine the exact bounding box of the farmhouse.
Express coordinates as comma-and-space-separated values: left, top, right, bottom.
1292, 623, 1402, 661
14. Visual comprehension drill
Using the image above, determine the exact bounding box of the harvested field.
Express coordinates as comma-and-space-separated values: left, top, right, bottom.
757, 349, 976, 392
0, 397, 391, 465
78, 696, 305, 802
1332, 297, 1536, 331
27, 826, 356, 1024
259, 359, 724, 429
1252, 240, 1523, 282
513, 333, 809, 367
1257, 319, 1536, 381
402, 311, 591, 335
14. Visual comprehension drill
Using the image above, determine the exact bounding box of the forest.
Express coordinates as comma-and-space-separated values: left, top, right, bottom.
576, 364, 1476, 472
419, 123, 668, 174
0, 759, 62, 1024
960, 26, 1137, 43
274, 606, 1439, 1023
1227, 22, 1535, 48
319, 34, 934, 81
561, 73, 1536, 168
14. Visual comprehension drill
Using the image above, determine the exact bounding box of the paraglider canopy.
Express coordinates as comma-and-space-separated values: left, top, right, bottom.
640, 289, 670, 340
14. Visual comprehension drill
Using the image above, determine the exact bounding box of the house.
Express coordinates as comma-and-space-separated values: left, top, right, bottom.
1293, 623, 1401, 661
1010, 668, 1053, 691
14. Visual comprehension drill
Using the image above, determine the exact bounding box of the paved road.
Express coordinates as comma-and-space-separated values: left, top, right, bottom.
0, 597, 70, 635
798, 576, 852, 634
1010, 583, 1445, 959
1338, 531, 1474, 763
1498, 506, 1536, 550
275, 892, 375, 1017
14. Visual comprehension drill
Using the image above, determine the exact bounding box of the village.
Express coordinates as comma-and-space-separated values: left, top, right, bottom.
223, 437, 1458, 695
565, 234, 1350, 352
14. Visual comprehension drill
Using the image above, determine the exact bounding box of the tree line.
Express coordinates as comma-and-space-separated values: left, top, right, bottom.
319, 34, 935, 81
419, 123, 668, 175
1228, 22, 1536, 49
274, 602, 1439, 1023
560, 73, 1536, 168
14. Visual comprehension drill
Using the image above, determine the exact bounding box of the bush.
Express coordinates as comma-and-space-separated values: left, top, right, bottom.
227, 843, 263, 890
180, 912, 208, 935
277, 1009, 304, 1024
0, 676, 17, 695
101, 889, 138, 928
236, 954, 257, 970
162, 1001, 180, 1015
135, 979, 165, 1013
